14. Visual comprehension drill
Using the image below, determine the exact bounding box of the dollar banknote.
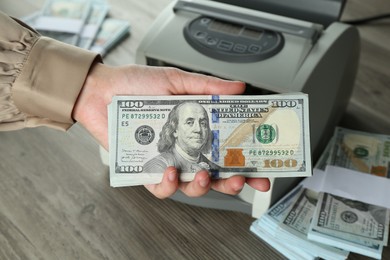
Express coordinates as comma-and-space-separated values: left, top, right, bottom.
78, 2, 109, 49
328, 127, 390, 177
31, 0, 92, 45
307, 127, 390, 258
90, 18, 130, 56
251, 184, 349, 260
22, 0, 130, 55
308, 192, 386, 258
251, 127, 390, 259
108, 94, 312, 186
250, 222, 317, 260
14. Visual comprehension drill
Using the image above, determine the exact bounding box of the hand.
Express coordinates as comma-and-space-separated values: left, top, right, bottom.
73, 63, 270, 198
145, 167, 270, 199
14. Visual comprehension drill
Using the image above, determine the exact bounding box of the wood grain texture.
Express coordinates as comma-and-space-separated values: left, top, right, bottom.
340, 0, 390, 135
0, 0, 389, 259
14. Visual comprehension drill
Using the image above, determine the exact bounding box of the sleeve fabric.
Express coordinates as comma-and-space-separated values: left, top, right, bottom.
0, 11, 100, 131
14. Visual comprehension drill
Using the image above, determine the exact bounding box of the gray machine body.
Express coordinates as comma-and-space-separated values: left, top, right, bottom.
131, 0, 360, 217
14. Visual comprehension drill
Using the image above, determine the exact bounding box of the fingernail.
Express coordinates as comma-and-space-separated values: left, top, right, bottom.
233, 183, 243, 192
168, 170, 176, 182
199, 177, 210, 188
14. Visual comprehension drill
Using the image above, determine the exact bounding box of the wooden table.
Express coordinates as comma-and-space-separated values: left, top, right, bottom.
1, 0, 389, 259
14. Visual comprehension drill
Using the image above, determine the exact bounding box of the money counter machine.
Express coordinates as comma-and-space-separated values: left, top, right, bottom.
103, 0, 360, 217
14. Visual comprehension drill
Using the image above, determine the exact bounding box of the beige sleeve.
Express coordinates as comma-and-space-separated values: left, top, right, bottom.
0, 11, 100, 131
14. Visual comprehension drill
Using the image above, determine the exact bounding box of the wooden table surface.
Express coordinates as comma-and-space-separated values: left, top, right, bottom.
1, 0, 389, 259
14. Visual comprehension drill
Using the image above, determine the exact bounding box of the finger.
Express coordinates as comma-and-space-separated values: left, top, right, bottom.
211, 175, 246, 195
197, 76, 246, 95
165, 68, 246, 95
179, 170, 211, 197
144, 166, 179, 199
246, 178, 271, 192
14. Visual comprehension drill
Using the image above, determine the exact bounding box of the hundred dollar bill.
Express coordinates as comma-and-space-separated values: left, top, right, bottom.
251, 184, 349, 260
78, 2, 109, 49
90, 18, 130, 56
32, 0, 92, 45
308, 192, 387, 258
108, 94, 312, 186
307, 127, 390, 258
250, 222, 317, 260
328, 127, 390, 177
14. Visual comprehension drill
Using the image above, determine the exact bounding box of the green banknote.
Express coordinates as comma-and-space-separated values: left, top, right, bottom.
33, 0, 92, 45
251, 127, 390, 259
78, 2, 109, 49
108, 94, 311, 186
308, 127, 390, 258
251, 184, 349, 260
308, 192, 386, 259
328, 127, 390, 177
90, 18, 130, 56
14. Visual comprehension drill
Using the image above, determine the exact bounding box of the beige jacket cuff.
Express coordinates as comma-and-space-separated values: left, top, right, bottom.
12, 37, 99, 131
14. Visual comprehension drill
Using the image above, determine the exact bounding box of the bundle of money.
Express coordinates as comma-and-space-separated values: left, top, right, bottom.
108, 93, 312, 186
251, 127, 390, 259
250, 183, 350, 260
307, 127, 390, 259
90, 18, 131, 56
22, 0, 130, 55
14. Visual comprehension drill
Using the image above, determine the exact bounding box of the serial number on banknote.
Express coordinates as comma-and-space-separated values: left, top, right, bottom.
121, 113, 166, 121
249, 149, 296, 156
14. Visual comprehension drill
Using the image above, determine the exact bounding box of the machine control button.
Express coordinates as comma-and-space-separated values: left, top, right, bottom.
233, 44, 247, 53
200, 18, 211, 26
248, 44, 262, 53
217, 40, 233, 51
205, 37, 218, 45
194, 31, 207, 39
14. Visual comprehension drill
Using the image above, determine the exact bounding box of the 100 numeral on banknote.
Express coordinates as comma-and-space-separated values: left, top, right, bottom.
109, 94, 312, 186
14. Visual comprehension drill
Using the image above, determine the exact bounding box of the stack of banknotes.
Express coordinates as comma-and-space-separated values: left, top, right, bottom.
251, 127, 390, 259
108, 93, 312, 186
22, 0, 130, 56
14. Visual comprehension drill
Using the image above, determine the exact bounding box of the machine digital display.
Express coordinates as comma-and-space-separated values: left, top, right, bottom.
209, 20, 242, 35
241, 27, 263, 40
209, 20, 263, 39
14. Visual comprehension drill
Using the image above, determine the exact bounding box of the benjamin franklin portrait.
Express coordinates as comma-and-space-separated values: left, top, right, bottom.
143, 101, 220, 174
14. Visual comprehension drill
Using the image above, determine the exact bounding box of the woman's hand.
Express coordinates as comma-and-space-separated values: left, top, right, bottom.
73, 63, 270, 198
